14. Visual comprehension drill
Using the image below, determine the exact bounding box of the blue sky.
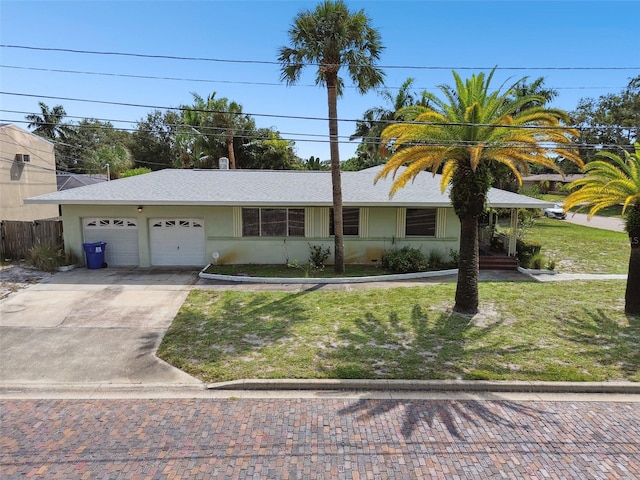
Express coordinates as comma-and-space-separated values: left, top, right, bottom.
1, 0, 638, 164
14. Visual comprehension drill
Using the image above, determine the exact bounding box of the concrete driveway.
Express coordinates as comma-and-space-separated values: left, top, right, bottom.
0, 267, 201, 385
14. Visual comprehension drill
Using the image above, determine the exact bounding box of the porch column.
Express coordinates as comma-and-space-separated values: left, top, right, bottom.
508, 208, 518, 256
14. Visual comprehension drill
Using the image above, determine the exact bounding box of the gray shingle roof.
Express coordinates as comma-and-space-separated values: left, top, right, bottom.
26, 167, 554, 209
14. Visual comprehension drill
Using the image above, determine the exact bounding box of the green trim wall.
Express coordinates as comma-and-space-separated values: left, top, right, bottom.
62, 205, 461, 267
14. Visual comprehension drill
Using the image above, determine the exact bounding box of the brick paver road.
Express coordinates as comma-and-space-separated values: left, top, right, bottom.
1, 398, 639, 479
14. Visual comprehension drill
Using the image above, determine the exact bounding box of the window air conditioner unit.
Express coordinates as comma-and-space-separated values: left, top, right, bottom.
15, 154, 30, 163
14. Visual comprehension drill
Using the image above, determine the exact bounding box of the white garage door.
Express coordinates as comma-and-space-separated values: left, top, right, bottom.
149, 219, 205, 266
83, 218, 139, 266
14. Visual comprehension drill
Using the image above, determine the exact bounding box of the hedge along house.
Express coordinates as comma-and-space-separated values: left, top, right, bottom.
25, 166, 552, 269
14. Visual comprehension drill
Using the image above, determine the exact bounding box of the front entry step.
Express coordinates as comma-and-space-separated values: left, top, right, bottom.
479, 255, 519, 271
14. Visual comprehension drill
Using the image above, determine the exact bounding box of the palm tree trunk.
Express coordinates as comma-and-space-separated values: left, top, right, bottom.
626, 225, 640, 316
454, 215, 480, 314
327, 76, 344, 274
226, 130, 236, 169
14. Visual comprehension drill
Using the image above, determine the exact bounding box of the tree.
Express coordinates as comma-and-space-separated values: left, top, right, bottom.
564, 144, 640, 316
186, 92, 252, 169
571, 75, 640, 163
375, 69, 583, 314
302, 155, 330, 170
351, 77, 425, 165
241, 128, 299, 169
25, 102, 74, 141
278, 0, 385, 273
85, 144, 133, 179
129, 110, 180, 170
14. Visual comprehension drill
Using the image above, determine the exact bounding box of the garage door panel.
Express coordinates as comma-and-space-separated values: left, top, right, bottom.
149, 219, 204, 266
83, 218, 139, 266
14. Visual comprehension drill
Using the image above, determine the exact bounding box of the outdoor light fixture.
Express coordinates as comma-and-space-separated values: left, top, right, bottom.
137, 206, 143, 213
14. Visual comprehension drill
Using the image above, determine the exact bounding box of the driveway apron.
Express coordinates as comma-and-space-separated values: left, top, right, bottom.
0, 268, 201, 384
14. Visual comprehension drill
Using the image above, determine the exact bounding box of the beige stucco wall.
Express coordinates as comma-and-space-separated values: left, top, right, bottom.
61, 204, 461, 267
0, 124, 59, 221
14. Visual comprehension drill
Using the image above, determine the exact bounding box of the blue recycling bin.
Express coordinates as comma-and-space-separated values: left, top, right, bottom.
83, 242, 107, 269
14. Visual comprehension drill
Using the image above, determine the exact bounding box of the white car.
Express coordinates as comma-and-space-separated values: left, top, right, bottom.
543, 204, 567, 220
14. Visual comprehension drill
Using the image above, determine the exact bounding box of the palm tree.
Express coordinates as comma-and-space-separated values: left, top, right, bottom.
564, 143, 640, 315
25, 102, 74, 141
351, 77, 425, 164
278, 0, 385, 274
376, 69, 583, 314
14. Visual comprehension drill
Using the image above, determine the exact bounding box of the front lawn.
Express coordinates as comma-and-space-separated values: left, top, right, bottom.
525, 217, 628, 274
158, 281, 639, 383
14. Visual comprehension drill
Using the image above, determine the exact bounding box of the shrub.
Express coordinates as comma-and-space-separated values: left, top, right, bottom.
308, 244, 330, 270
381, 246, 428, 273
121, 167, 152, 178
427, 249, 446, 269
516, 239, 542, 267
26, 243, 72, 272
529, 252, 546, 270
449, 248, 459, 266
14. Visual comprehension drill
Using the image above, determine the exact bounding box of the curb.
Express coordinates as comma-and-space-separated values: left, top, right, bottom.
207, 379, 640, 394
199, 264, 459, 284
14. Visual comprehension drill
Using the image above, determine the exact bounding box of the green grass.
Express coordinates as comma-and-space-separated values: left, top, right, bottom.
160, 208, 634, 384
158, 281, 639, 383
525, 217, 628, 274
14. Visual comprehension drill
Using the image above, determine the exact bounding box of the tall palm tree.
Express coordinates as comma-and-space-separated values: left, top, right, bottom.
564, 144, 640, 315
376, 69, 583, 314
25, 102, 74, 141
278, 0, 385, 273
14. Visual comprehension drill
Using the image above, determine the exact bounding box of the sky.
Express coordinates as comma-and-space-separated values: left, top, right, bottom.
1, 0, 639, 165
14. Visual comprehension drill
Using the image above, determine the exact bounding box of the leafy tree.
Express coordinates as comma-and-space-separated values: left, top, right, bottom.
375, 69, 583, 314
25, 102, 74, 141
85, 144, 133, 179
564, 144, 640, 316
129, 110, 180, 170
240, 128, 299, 169
351, 77, 425, 165
571, 75, 640, 164
278, 0, 385, 273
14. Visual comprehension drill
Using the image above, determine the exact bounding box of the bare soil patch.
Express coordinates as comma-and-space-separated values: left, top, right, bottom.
0, 262, 52, 299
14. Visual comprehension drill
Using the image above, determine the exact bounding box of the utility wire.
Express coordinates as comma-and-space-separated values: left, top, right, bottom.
0, 64, 626, 92
2, 44, 639, 70
6, 91, 635, 133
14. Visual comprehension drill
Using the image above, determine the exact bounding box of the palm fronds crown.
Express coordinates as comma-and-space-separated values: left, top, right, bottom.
564, 143, 640, 220
375, 69, 583, 198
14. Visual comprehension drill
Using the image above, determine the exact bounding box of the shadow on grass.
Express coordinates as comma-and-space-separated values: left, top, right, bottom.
158, 289, 316, 377
557, 307, 640, 380
338, 398, 551, 440
319, 304, 533, 380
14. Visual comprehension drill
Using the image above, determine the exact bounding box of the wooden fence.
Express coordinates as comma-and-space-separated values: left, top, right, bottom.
0, 219, 64, 259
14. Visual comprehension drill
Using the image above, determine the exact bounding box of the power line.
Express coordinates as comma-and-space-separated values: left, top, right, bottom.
4, 117, 632, 155
5, 91, 638, 138
0, 64, 627, 92
2, 44, 639, 70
